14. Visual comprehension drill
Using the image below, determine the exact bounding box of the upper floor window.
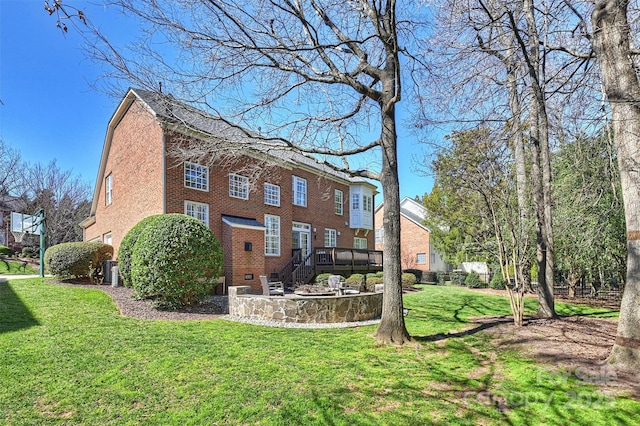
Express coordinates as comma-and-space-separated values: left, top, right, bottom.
335, 189, 343, 215
229, 174, 249, 200
325, 228, 337, 247
363, 195, 372, 213
184, 162, 209, 191
265, 215, 281, 256
105, 174, 113, 206
351, 193, 360, 211
292, 176, 307, 207
264, 183, 280, 207
354, 237, 368, 249
185, 200, 209, 226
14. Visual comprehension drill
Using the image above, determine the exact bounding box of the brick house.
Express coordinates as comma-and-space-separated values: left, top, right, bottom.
374, 197, 449, 276
81, 88, 381, 292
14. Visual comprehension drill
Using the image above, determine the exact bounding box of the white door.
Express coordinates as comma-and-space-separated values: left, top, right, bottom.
292, 222, 312, 263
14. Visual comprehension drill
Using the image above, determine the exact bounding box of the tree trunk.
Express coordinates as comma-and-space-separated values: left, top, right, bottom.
374, 103, 412, 345
506, 46, 533, 297
592, 0, 640, 371
567, 269, 579, 298
522, 0, 556, 318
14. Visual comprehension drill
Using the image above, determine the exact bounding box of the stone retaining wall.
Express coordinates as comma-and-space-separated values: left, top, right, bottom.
228, 286, 383, 323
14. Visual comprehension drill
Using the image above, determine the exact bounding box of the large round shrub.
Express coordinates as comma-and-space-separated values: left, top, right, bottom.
401, 272, 417, 288
0, 245, 13, 257
45, 242, 113, 278
117, 215, 162, 287
130, 214, 223, 309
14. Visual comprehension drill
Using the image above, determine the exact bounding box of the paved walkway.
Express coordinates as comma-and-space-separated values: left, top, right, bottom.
0, 274, 43, 283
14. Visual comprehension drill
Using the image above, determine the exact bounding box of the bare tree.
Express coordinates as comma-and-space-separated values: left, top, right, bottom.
50, 0, 429, 344
422, 0, 571, 317
22, 161, 91, 247
591, 0, 640, 371
0, 140, 24, 197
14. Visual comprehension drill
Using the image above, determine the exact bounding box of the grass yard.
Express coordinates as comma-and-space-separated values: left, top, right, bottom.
0, 259, 39, 275
1, 279, 637, 425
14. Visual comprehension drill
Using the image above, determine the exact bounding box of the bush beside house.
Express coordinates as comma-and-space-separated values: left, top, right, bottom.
117, 215, 162, 288
129, 214, 223, 309
44, 242, 113, 279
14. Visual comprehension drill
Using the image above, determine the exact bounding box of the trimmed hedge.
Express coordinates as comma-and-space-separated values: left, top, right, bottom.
345, 273, 364, 285
364, 276, 383, 292
401, 272, 417, 288
314, 273, 334, 284
0, 245, 13, 257
490, 273, 506, 290
423, 271, 437, 284
464, 271, 484, 288
45, 242, 113, 278
117, 215, 162, 288
130, 214, 223, 309
403, 269, 423, 283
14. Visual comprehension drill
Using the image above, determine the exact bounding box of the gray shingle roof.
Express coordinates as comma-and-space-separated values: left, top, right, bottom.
131, 88, 374, 186
221, 214, 264, 228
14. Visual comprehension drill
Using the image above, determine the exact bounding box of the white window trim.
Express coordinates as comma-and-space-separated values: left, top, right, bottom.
325, 228, 337, 247
335, 189, 343, 215
264, 183, 281, 207
184, 162, 209, 192
354, 237, 368, 249
229, 173, 249, 200
417, 253, 427, 265
292, 176, 307, 207
265, 214, 281, 256
184, 200, 209, 226
105, 174, 113, 206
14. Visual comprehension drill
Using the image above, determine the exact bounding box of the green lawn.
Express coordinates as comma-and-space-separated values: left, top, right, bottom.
0, 280, 636, 425
0, 259, 39, 275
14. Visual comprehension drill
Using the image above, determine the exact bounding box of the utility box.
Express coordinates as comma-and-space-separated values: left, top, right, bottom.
111, 265, 119, 287
102, 260, 118, 284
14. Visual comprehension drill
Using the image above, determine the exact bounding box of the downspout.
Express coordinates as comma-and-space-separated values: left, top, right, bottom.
161, 126, 167, 214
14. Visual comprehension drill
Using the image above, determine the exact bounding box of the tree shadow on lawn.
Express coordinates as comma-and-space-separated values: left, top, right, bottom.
411, 317, 514, 343
0, 280, 39, 334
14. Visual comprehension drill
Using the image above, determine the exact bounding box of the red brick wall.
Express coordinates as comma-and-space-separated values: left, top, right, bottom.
164, 142, 375, 284
375, 205, 432, 272
87, 111, 376, 283
221, 224, 265, 292
84, 100, 164, 256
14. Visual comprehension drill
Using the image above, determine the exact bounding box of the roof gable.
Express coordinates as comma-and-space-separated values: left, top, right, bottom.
377, 197, 431, 232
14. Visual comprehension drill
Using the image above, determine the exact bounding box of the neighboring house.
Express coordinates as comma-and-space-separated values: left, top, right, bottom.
81, 88, 381, 292
374, 197, 449, 274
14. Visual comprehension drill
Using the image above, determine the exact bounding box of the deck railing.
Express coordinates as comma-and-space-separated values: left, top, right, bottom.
279, 247, 383, 288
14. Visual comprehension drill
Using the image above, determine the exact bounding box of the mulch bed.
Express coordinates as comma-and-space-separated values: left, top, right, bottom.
49, 279, 228, 321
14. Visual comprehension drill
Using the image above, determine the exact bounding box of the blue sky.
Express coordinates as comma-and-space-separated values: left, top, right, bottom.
0, 1, 434, 203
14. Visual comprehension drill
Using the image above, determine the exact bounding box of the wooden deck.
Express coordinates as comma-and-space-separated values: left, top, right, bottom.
279, 247, 383, 288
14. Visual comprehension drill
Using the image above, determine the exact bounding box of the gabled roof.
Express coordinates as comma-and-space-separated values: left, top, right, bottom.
376, 197, 431, 232
132, 88, 373, 186
82, 88, 377, 228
